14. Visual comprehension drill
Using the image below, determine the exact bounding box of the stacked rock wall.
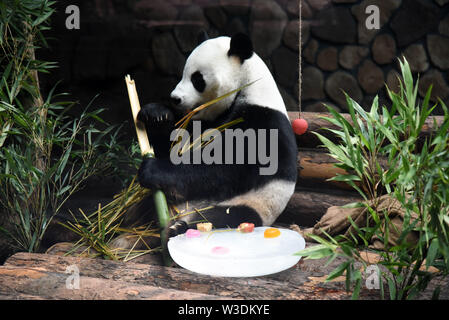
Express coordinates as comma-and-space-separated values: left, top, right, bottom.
302, 0, 449, 113
40, 0, 449, 123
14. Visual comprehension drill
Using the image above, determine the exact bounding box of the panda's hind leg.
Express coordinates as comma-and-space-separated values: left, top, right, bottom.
169, 204, 263, 237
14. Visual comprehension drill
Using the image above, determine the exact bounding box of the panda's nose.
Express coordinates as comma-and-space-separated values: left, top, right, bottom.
170, 96, 181, 106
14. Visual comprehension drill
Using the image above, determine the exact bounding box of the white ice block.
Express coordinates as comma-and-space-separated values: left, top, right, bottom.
167, 226, 306, 277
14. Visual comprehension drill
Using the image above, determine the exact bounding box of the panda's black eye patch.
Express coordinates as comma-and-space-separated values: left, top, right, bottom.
191, 71, 206, 93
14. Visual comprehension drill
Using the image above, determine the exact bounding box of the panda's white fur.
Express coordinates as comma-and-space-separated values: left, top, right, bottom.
218, 179, 296, 226
136, 33, 298, 237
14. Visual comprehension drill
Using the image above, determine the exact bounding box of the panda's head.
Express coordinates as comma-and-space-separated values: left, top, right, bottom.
170, 33, 254, 121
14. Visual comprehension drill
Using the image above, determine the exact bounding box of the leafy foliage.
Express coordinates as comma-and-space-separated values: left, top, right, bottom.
0, 0, 138, 252
296, 58, 449, 300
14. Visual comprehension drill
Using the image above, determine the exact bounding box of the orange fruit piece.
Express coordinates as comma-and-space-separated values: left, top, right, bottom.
264, 228, 281, 238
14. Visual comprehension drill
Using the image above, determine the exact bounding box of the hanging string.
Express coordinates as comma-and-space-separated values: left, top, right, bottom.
291, 0, 308, 136
298, 0, 302, 119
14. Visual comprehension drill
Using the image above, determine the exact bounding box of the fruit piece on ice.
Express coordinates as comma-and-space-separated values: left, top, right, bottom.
264, 227, 281, 238
185, 229, 201, 238
197, 222, 213, 232
211, 246, 230, 254
237, 222, 255, 233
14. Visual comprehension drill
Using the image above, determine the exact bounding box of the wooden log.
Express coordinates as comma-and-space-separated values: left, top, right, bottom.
288, 112, 445, 148
297, 149, 389, 190
3, 251, 447, 300
0, 262, 222, 300
280, 188, 361, 227
2, 252, 370, 300
297, 149, 351, 190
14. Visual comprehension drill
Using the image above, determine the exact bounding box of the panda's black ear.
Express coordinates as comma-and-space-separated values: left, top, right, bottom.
228, 33, 253, 63
197, 30, 209, 45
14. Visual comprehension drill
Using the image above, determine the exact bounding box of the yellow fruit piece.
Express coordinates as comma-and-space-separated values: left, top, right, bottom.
197, 222, 213, 232
264, 228, 281, 238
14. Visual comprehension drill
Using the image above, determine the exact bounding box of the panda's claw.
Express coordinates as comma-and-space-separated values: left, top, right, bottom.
139, 103, 174, 127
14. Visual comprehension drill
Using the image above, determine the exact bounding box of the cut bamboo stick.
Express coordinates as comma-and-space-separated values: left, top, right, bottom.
125, 75, 153, 156
125, 75, 171, 266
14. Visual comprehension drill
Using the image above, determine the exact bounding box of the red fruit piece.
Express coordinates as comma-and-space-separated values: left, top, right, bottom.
237, 222, 255, 233
292, 118, 308, 135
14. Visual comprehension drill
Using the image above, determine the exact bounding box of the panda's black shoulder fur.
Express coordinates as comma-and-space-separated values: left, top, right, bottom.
137, 102, 297, 203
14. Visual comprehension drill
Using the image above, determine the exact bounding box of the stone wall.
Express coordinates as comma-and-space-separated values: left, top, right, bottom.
39, 0, 449, 128
302, 0, 449, 113
40, 0, 300, 130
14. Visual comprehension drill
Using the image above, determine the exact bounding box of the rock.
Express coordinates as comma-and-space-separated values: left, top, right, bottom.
174, 5, 209, 53
300, 0, 314, 18
204, 6, 228, 30
283, 20, 309, 51
133, 0, 178, 22
351, 0, 402, 44
220, 0, 251, 15
250, 0, 288, 58
283, 20, 298, 51
311, 7, 356, 44
317, 47, 338, 71
286, 0, 298, 17
419, 69, 449, 102
391, 0, 439, 47
301, 22, 311, 48
166, 0, 193, 4
362, 94, 388, 111
403, 44, 429, 73
435, 0, 449, 6
372, 34, 397, 65
427, 35, 449, 70
439, 14, 449, 37
279, 87, 298, 111
226, 17, 247, 35
308, 0, 332, 10
286, 0, 297, 17
358, 60, 385, 94
302, 66, 325, 100
325, 71, 363, 109
386, 69, 402, 94
264, 58, 274, 73
272, 47, 298, 88
303, 39, 319, 64
152, 32, 186, 76
339, 45, 369, 69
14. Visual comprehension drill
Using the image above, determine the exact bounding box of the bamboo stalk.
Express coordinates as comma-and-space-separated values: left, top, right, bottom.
125, 75, 172, 266
125, 75, 153, 156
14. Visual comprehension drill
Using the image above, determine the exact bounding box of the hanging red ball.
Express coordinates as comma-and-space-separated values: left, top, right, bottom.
292, 118, 308, 135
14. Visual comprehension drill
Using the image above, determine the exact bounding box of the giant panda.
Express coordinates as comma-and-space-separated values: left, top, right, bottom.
120, 33, 297, 244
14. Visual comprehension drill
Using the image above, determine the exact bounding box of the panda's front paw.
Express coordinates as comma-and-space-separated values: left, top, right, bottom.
138, 157, 163, 189
138, 103, 174, 126
168, 220, 188, 238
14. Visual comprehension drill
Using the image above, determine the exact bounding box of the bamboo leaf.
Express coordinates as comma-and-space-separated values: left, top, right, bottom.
326, 261, 350, 281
